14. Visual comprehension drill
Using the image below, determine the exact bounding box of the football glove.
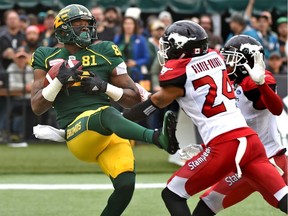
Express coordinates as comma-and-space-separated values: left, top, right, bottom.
135, 83, 152, 102
81, 74, 108, 94
57, 61, 82, 85
178, 144, 203, 161
243, 51, 265, 85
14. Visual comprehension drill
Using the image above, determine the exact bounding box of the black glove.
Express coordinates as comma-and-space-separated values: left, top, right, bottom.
81, 74, 108, 94
56, 61, 82, 85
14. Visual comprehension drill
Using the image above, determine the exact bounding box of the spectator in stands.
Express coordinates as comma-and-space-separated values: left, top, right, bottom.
27, 13, 38, 26
191, 17, 200, 24
147, 20, 165, 90
19, 14, 29, 32
158, 11, 173, 27
261, 11, 274, 26
36, 11, 47, 34
225, 13, 258, 42
243, 0, 259, 30
0, 10, 26, 70
41, 10, 58, 47
7, 47, 33, 92
267, 51, 287, 75
145, 20, 166, 129
6, 47, 33, 143
199, 14, 223, 50
143, 15, 158, 38
276, 16, 288, 65
255, 13, 280, 59
147, 19, 180, 132
103, 6, 122, 36
90, 5, 116, 41
23, 25, 41, 59
113, 16, 150, 83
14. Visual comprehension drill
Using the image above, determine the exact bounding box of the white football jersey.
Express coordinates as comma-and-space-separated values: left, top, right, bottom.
234, 83, 282, 158
161, 51, 248, 144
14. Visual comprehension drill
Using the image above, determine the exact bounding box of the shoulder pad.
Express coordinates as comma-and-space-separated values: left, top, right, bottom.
159, 59, 189, 87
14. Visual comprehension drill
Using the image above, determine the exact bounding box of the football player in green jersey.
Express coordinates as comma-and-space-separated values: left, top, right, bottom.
30, 4, 179, 216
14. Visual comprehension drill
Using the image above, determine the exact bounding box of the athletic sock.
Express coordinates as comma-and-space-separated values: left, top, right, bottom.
101, 172, 136, 216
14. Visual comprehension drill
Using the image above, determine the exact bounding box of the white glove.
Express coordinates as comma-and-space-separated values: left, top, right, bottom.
135, 83, 152, 102
243, 51, 265, 85
178, 144, 203, 161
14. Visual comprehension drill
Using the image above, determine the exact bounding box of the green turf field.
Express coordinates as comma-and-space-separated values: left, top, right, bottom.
0, 142, 285, 215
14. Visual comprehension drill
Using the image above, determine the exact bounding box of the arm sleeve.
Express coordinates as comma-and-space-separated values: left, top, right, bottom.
122, 98, 160, 122
242, 70, 283, 115
244, 83, 283, 115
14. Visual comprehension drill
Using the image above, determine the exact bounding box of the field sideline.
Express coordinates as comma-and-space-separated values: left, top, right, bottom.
0, 173, 284, 216
0, 143, 285, 215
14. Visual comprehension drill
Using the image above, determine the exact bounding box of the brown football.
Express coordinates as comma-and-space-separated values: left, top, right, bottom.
43, 60, 82, 87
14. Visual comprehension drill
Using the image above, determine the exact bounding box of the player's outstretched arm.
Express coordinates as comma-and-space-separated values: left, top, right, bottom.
123, 86, 184, 122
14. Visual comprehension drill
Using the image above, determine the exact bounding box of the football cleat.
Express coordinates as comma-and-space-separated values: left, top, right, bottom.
157, 110, 179, 154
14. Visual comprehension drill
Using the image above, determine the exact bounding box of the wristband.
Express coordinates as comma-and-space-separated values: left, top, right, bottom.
105, 83, 124, 101
42, 78, 63, 102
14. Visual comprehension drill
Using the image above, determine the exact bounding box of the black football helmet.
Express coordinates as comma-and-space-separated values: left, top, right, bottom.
221, 35, 264, 81
158, 20, 208, 65
54, 4, 97, 47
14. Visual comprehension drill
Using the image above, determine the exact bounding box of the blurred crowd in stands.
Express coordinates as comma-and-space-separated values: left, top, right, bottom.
0, 0, 287, 144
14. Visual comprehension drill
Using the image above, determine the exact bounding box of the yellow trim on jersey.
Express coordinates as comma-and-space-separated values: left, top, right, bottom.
85, 47, 112, 65
44, 49, 62, 69
68, 106, 109, 127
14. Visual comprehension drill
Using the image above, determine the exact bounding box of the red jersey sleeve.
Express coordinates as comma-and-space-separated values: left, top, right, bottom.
159, 58, 189, 87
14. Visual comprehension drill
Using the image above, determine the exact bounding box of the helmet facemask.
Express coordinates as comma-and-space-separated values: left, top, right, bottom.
157, 37, 170, 66
221, 35, 264, 81
71, 19, 97, 47
221, 47, 248, 77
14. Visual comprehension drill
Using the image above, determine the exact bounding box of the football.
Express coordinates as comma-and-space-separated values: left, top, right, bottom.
43, 60, 82, 87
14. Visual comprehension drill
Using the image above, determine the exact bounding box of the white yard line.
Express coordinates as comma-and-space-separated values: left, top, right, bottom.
0, 183, 166, 190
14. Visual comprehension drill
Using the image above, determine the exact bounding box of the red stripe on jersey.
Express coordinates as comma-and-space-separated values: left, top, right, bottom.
240, 70, 276, 92
159, 58, 191, 82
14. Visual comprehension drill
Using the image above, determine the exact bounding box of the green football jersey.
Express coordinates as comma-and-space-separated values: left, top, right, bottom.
32, 41, 124, 128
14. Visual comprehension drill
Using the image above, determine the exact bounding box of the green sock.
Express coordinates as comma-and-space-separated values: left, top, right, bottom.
101, 172, 136, 216
99, 107, 155, 143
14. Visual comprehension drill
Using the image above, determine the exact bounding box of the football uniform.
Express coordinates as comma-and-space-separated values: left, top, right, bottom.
160, 51, 288, 207
32, 41, 134, 178
200, 71, 287, 213
32, 41, 123, 128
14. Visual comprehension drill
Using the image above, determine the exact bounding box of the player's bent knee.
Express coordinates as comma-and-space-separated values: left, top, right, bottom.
162, 187, 182, 203
279, 194, 288, 214
192, 199, 215, 216
114, 172, 136, 194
